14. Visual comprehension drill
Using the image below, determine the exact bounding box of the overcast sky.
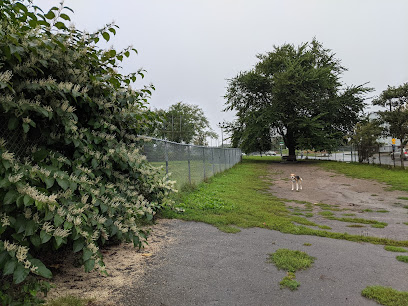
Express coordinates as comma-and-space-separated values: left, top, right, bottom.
37, 0, 408, 142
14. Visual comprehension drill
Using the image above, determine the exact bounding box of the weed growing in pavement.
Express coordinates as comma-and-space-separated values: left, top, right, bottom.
279, 272, 300, 291
384, 246, 407, 252
362, 209, 374, 212
396, 256, 408, 263
371, 224, 386, 228
268, 249, 315, 291
376, 210, 390, 213
398, 197, 408, 201
303, 243, 312, 246
268, 249, 315, 272
342, 213, 356, 216
362, 286, 408, 306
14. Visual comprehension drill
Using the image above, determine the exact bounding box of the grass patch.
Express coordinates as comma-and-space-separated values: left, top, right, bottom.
398, 197, 408, 201
376, 210, 389, 213
362, 209, 374, 212
162, 158, 408, 247
279, 272, 300, 291
304, 213, 313, 218
362, 286, 408, 306
372, 224, 386, 228
403, 222, 408, 226
303, 243, 312, 246
318, 211, 334, 217
396, 255, 408, 263
268, 249, 315, 272
318, 161, 408, 192
317, 225, 332, 230
326, 216, 387, 227
342, 213, 356, 216
384, 246, 407, 252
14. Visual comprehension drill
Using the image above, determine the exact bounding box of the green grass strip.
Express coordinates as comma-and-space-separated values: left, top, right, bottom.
318, 161, 408, 192
384, 246, 407, 252
362, 286, 408, 306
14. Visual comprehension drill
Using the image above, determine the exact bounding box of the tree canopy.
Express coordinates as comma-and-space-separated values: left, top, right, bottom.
225, 39, 371, 159
153, 102, 217, 145
373, 82, 408, 167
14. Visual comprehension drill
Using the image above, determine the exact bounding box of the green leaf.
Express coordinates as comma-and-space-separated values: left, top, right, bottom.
30, 234, 42, 247
8, 117, 19, 130
45, 177, 55, 189
91, 158, 98, 169
54, 236, 64, 247
33, 149, 48, 162
0, 250, 9, 267
44, 11, 56, 19
13, 263, 29, 284
59, 13, 71, 21
102, 32, 110, 42
25, 220, 37, 236
84, 259, 95, 272
55, 21, 66, 29
40, 230, 52, 243
22, 123, 30, 133
30, 259, 52, 278
108, 27, 116, 35
82, 248, 92, 262
56, 178, 69, 190
73, 239, 84, 253
3, 258, 17, 276
4, 190, 19, 205
54, 214, 64, 227
23, 195, 34, 206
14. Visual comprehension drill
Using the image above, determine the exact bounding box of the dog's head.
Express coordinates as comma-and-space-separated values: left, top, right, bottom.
290, 173, 296, 180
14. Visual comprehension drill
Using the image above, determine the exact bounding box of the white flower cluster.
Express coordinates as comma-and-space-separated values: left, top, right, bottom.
17, 184, 58, 205
0, 70, 12, 82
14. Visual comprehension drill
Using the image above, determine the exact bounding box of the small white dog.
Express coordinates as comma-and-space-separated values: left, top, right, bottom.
290, 173, 303, 191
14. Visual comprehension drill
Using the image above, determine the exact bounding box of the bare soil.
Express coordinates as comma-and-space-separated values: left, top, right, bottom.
46, 219, 177, 305
267, 162, 408, 241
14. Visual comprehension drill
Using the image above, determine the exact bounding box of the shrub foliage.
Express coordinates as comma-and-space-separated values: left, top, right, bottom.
0, 0, 174, 300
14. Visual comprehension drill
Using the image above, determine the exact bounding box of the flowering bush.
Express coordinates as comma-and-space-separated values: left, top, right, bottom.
0, 0, 175, 301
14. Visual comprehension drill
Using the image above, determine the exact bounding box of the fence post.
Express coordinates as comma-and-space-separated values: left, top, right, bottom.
203, 147, 206, 180
164, 141, 169, 174
188, 145, 191, 184
211, 147, 215, 175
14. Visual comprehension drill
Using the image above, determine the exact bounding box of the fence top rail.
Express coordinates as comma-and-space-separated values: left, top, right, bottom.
138, 135, 241, 150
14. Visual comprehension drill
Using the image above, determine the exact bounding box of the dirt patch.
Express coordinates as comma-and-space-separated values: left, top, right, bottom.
46, 219, 178, 305
268, 162, 408, 240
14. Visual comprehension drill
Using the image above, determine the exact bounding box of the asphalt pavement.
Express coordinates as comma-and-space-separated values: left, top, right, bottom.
118, 220, 408, 306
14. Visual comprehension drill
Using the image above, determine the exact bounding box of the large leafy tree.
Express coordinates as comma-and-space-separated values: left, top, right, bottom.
373, 83, 408, 167
351, 117, 383, 163
153, 102, 217, 145
225, 39, 370, 160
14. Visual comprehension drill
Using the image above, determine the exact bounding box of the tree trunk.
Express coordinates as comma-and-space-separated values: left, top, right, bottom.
285, 130, 297, 161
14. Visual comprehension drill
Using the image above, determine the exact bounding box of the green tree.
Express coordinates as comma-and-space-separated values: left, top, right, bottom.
373, 83, 408, 168
351, 117, 383, 163
225, 39, 371, 160
155, 102, 217, 145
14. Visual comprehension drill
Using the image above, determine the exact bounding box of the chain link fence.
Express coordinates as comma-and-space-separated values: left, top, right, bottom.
298, 145, 407, 168
141, 137, 242, 189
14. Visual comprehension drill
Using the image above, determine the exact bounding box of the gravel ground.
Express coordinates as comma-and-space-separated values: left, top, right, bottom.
49, 162, 408, 305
